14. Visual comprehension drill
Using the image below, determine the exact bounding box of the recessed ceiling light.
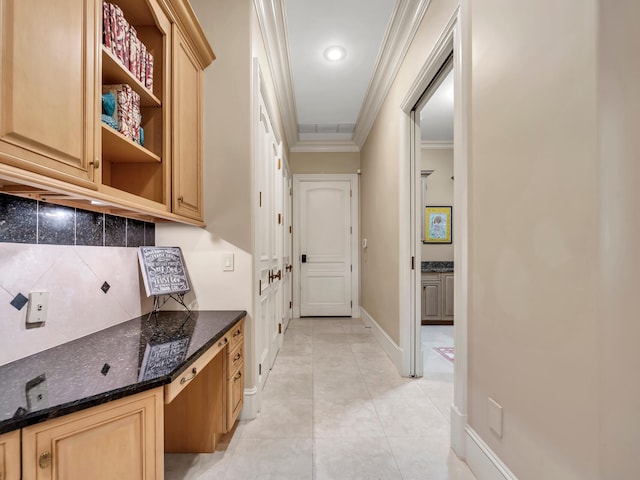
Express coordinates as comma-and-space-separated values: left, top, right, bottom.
324, 46, 346, 62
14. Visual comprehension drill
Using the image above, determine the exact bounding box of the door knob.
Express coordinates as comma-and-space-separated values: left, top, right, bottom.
274, 270, 282, 280
286, 264, 292, 272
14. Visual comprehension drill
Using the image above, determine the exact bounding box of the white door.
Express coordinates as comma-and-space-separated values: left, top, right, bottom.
297, 180, 353, 316
282, 170, 293, 330
256, 90, 282, 385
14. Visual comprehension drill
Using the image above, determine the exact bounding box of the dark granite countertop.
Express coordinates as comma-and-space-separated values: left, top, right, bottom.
422, 261, 454, 273
0, 310, 246, 434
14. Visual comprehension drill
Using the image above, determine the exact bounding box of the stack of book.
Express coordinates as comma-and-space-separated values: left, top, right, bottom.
103, 84, 143, 145
102, 1, 154, 92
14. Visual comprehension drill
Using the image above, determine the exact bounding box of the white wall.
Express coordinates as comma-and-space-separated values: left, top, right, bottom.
421, 146, 453, 261
156, 0, 255, 389
0, 244, 150, 365
597, 1, 640, 476
468, 0, 600, 478
360, 0, 458, 345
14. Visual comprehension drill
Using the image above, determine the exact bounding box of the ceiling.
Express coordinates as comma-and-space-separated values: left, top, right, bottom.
284, 0, 396, 143
256, 0, 447, 152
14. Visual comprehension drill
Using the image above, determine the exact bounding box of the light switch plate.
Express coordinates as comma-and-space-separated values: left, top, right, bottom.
223, 253, 234, 272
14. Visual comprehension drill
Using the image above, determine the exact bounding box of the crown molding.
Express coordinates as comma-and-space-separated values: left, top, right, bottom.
421, 140, 454, 149
253, 0, 298, 148
290, 140, 361, 153
352, 0, 432, 149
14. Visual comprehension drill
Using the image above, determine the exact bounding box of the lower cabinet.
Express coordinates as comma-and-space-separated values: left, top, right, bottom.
421, 272, 454, 324
0, 429, 20, 480
21, 388, 163, 480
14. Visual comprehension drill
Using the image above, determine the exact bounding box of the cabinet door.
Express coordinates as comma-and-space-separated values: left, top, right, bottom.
227, 364, 244, 432
442, 273, 454, 321
0, 430, 20, 480
421, 278, 442, 322
171, 26, 203, 220
0, 0, 97, 188
22, 389, 163, 480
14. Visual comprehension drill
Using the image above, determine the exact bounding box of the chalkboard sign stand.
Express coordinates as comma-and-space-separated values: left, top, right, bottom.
150, 292, 191, 314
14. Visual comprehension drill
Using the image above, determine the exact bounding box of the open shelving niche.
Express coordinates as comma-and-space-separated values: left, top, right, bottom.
100, 0, 171, 209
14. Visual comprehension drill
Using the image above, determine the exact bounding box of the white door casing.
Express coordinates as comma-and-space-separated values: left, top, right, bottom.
293, 174, 359, 318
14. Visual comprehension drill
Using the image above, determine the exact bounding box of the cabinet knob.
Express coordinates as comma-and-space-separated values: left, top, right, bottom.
178, 195, 184, 202
39, 451, 52, 469
234, 371, 242, 380
90, 159, 100, 169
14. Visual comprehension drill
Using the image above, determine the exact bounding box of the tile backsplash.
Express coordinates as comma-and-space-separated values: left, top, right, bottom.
0, 194, 155, 247
0, 194, 155, 365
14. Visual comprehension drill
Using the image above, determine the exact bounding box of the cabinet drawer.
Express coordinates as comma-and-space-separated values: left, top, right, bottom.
227, 341, 243, 378
227, 362, 244, 431
228, 319, 244, 350
164, 334, 229, 404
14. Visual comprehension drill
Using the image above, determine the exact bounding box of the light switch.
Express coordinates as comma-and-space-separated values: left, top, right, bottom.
223, 253, 234, 272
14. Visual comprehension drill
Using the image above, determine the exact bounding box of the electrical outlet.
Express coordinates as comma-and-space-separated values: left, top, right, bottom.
26, 291, 48, 328
488, 397, 503, 438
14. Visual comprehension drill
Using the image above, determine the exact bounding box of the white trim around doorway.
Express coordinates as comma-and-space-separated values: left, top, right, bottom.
398, 4, 469, 460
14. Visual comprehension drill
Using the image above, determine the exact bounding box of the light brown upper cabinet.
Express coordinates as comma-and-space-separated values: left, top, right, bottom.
171, 25, 204, 220
0, 0, 214, 225
0, 0, 98, 189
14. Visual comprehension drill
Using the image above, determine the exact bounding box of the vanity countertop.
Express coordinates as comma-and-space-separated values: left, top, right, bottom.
0, 310, 246, 434
422, 261, 454, 273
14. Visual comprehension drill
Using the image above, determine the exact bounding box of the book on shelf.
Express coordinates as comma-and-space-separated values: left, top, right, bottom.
102, 1, 154, 93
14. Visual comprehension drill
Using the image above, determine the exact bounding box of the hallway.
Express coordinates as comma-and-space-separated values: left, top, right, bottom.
166, 318, 475, 479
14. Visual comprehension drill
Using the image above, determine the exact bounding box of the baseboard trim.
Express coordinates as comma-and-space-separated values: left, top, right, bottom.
239, 386, 259, 420
450, 404, 467, 458
464, 426, 518, 480
360, 307, 403, 371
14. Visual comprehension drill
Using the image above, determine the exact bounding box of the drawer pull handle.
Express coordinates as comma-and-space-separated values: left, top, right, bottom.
218, 338, 228, 347
233, 352, 241, 361
234, 371, 242, 380
233, 329, 241, 338
180, 367, 197, 384
39, 451, 52, 469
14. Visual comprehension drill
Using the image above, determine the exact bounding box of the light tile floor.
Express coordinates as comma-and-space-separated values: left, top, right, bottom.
165, 318, 476, 480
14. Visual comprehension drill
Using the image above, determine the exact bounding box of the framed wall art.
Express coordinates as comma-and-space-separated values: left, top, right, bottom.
424, 206, 452, 244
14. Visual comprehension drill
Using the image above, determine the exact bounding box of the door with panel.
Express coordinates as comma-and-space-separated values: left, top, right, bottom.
297, 179, 353, 317
282, 169, 293, 331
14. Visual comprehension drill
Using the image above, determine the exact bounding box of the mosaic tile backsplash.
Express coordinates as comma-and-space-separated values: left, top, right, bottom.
0, 193, 155, 247
0, 194, 155, 365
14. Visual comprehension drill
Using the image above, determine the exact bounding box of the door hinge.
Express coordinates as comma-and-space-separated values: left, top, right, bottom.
350, 189, 352, 198
350, 264, 352, 272
259, 279, 262, 294
259, 363, 262, 375
290, 187, 292, 196
350, 226, 352, 234
289, 301, 292, 309
278, 213, 282, 224
278, 158, 281, 170
259, 191, 262, 207
289, 226, 292, 234
351, 301, 353, 307
411, 256, 415, 270
278, 323, 282, 334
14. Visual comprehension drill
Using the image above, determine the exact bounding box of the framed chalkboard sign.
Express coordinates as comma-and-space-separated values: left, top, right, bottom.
138, 247, 191, 297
